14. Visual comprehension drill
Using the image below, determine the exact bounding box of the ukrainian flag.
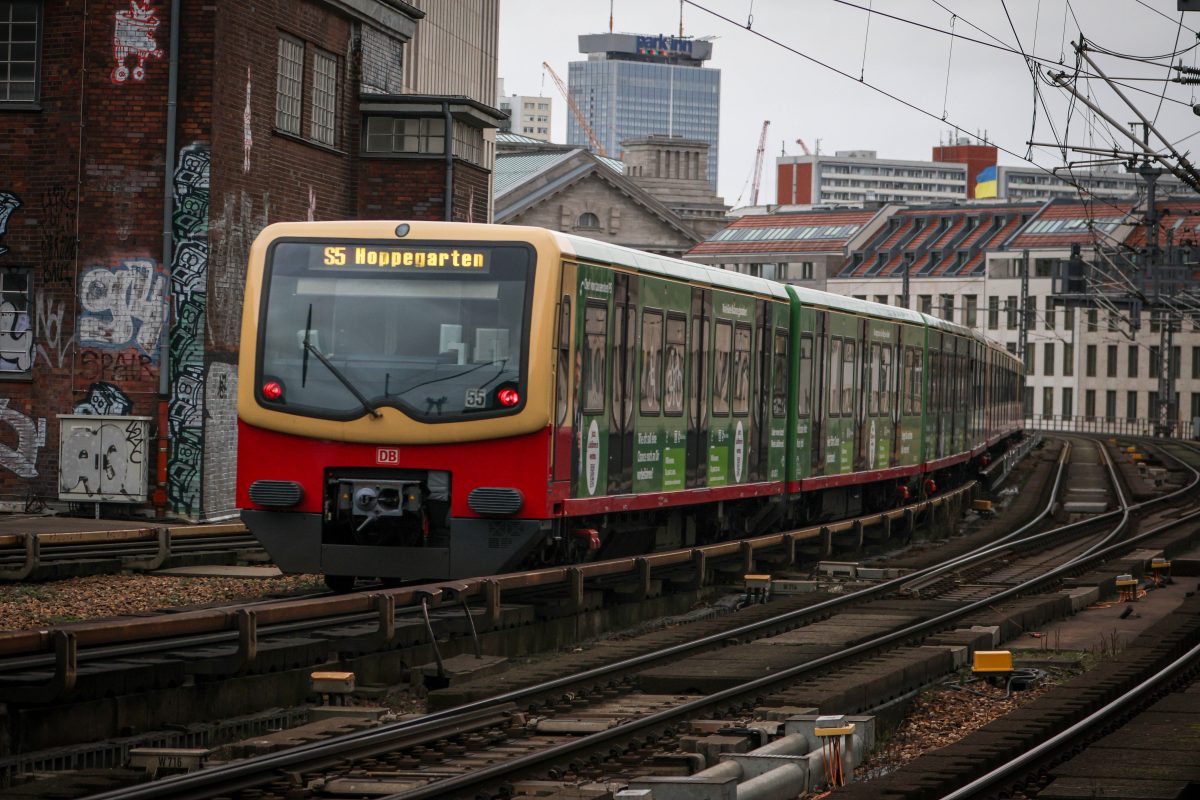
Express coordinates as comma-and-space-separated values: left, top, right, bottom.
975, 165, 997, 199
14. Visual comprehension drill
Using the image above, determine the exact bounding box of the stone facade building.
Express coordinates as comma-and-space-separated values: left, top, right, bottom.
0, 0, 501, 518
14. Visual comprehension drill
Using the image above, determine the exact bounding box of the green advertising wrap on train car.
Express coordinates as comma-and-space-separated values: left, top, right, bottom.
574, 264, 613, 498
824, 311, 858, 475
765, 301, 789, 482
633, 275, 692, 493
707, 289, 754, 487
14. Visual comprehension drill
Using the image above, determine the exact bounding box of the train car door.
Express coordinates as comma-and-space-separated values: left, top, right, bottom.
752, 300, 770, 482
855, 316, 870, 471
811, 310, 827, 476
687, 289, 709, 488
606, 273, 636, 494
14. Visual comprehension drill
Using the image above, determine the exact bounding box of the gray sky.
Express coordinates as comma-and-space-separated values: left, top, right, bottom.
498, 0, 1200, 206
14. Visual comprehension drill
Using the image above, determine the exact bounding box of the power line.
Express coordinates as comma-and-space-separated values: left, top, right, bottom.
681, 0, 1136, 217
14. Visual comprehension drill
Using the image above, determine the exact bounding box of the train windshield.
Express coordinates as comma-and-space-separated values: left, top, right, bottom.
259, 240, 533, 420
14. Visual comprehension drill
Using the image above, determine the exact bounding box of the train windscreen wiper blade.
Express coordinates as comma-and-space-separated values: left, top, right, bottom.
300, 309, 381, 419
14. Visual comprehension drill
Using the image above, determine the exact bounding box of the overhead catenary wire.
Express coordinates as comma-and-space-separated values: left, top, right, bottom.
680, 0, 1135, 218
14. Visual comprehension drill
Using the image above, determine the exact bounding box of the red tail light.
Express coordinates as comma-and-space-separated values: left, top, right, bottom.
497, 388, 520, 407
262, 381, 284, 401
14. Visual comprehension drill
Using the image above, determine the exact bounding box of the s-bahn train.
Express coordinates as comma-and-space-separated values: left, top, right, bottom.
237, 221, 1023, 590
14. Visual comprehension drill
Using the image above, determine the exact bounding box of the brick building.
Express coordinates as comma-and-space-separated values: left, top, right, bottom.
0, 0, 501, 519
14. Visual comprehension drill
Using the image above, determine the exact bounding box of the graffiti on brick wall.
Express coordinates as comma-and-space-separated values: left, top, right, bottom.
75, 382, 134, 415
60, 418, 145, 497
0, 192, 20, 257
39, 187, 76, 284
244, 67, 253, 173
0, 398, 45, 479
0, 300, 32, 373
308, 186, 316, 222
35, 294, 73, 370
78, 258, 165, 356
209, 190, 269, 347
80, 350, 154, 382
112, 1, 163, 83
168, 144, 210, 516
202, 360, 238, 514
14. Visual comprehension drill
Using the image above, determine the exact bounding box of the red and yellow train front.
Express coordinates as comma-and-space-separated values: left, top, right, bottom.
236, 221, 562, 584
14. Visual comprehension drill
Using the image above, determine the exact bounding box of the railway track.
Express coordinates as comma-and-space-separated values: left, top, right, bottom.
49, 436, 1198, 800
0, 522, 266, 582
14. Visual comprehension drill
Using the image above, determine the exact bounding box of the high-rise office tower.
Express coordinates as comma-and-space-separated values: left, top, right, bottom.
568, 33, 720, 188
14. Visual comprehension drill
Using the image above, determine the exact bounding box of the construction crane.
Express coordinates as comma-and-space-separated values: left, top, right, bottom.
542, 61, 606, 157
796, 138, 811, 156
750, 120, 770, 206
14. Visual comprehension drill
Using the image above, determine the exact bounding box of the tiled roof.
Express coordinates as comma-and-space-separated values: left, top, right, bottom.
841, 203, 1038, 278
1006, 198, 1129, 249
1122, 200, 1200, 248
687, 209, 876, 257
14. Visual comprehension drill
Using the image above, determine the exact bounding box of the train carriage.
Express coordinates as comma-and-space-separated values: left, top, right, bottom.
237, 221, 1022, 588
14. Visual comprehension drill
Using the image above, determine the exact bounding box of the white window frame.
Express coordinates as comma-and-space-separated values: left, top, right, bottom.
310, 48, 337, 146
276, 34, 304, 134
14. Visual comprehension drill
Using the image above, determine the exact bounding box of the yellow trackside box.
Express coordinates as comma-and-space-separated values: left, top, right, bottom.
972, 650, 1014, 674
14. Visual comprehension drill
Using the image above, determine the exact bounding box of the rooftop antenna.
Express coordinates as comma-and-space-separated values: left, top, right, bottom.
609, 0, 614, 33
679, 0, 684, 37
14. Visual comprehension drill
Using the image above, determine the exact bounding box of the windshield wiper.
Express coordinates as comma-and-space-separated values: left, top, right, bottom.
301, 304, 382, 419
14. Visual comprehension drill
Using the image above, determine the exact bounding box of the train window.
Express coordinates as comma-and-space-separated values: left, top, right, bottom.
583, 301, 608, 414
555, 296, 571, 426
664, 313, 686, 416
908, 346, 923, 415
713, 320, 732, 416
842, 339, 856, 416
639, 309, 664, 415
772, 329, 788, 418
610, 302, 623, 431
880, 344, 893, 416
867, 343, 879, 416
733, 322, 752, 416
828, 338, 843, 417
798, 334, 814, 417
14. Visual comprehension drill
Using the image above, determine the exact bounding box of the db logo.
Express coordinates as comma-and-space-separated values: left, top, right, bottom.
376, 448, 401, 465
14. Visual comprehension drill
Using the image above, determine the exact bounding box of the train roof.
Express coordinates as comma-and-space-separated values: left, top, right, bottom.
553, 229, 790, 301
787, 285, 926, 324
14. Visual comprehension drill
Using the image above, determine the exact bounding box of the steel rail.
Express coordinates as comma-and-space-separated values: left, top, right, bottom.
938, 641, 1200, 800
83, 445, 1074, 800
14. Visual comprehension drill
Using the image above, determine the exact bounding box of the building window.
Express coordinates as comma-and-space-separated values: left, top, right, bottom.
800, 262, 814, 280
987, 296, 999, 330
1061, 387, 1073, 418
941, 294, 954, 322
1006, 296, 1018, 330
1128, 345, 1138, 379
1087, 309, 1097, 332
1085, 344, 1096, 377
0, 1, 38, 104
1149, 346, 1160, 379
0, 270, 30, 374
1063, 342, 1073, 377
1042, 386, 1053, 419
919, 295, 932, 315
1084, 389, 1095, 419
1106, 390, 1116, 420
276, 34, 304, 134
1044, 342, 1054, 376
364, 116, 445, 154
576, 212, 600, 230
310, 49, 338, 146
1126, 390, 1137, 421
964, 294, 977, 327
1107, 345, 1118, 378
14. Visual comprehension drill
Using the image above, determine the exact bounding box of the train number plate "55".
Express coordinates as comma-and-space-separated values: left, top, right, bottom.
376, 448, 401, 465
